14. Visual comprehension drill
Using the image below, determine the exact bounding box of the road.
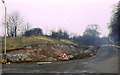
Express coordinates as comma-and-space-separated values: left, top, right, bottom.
2, 45, 118, 73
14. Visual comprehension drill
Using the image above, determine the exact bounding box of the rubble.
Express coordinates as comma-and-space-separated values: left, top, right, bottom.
73, 49, 98, 60
45, 57, 57, 61
7, 54, 32, 62
6, 44, 79, 63
5, 44, 98, 63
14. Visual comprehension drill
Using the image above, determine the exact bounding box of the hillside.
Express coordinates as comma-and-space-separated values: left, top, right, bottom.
1, 36, 98, 63
2, 36, 78, 51
1, 36, 81, 63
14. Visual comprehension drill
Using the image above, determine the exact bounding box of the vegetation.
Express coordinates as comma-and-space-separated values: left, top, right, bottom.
2, 36, 78, 51
1, 10, 111, 51
3, 12, 23, 37
109, 1, 120, 44
3, 12, 31, 37
71, 25, 109, 46
2, 24, 110, 51
59, 39, 78, 46
50, 29, 69, 40
23, 28, 43, 37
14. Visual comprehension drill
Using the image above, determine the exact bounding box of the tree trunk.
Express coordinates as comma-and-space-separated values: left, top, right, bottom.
15, 26, 17, 37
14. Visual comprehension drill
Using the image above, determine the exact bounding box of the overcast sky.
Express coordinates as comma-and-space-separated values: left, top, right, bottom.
0, 0, 119, 37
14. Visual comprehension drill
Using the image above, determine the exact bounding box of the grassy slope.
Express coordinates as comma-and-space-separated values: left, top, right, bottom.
2, 36, 78, 51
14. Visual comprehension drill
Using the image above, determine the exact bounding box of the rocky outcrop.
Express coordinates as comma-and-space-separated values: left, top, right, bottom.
7, 54, 32, 62
6, 44, 79, 63
6, 44, 99, 63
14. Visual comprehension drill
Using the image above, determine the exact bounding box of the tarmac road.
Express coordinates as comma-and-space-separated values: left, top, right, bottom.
2, 45, 118, 73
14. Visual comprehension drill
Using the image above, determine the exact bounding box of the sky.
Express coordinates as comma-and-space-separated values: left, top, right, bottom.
0, 0, 119, 37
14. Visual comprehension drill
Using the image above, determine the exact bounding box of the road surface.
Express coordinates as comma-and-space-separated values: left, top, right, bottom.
2, 45, 118, 73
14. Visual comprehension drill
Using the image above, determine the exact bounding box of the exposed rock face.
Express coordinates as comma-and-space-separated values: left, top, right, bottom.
6, 44, 99, 63
45, 57, 57, 61
6, 44, 79, 63
7, 54, 32, 62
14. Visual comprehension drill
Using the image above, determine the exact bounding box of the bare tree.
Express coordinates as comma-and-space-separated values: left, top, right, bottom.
3, 12, 23, 37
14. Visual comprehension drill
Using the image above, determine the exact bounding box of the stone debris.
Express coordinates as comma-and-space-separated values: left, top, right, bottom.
45, 57, 57, 61
7, 54, 32, 62
68, 55, 74, 60
5, 44, 98, 63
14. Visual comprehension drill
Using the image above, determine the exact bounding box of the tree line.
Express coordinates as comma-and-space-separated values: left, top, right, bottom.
24, 24, 110, 46
2, 12, 109, 46
108, 1, 120, 45
18, 24, 110, 46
